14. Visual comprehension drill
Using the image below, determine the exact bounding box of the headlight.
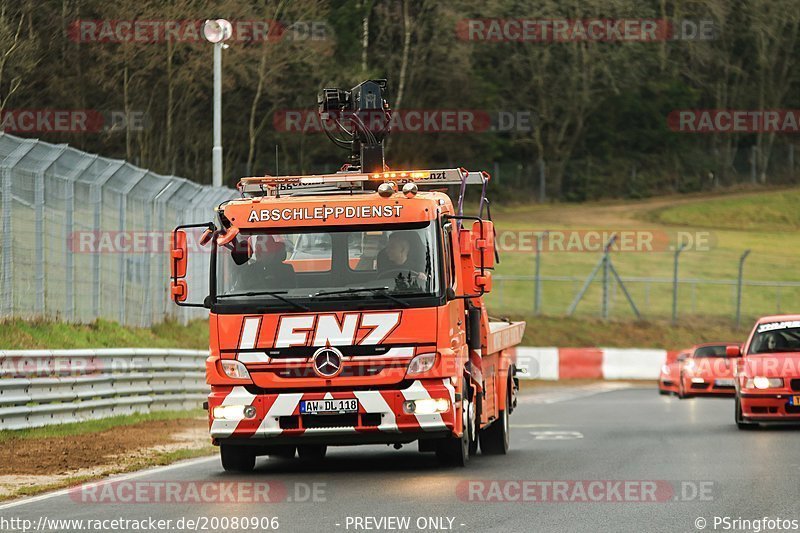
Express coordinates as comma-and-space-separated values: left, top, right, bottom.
661, 365, 670, 374
212, 404, 257, 420
221, 360, 251, 380
747, 377, 784, 389
691, 377, 705, 384
403, 398, 449, 415
407, 353, 436, 376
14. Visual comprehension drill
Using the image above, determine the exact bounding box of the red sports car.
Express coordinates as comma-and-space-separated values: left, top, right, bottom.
677, 342, 738, 398
732, 314, 800, 429
659, 349, 690, 395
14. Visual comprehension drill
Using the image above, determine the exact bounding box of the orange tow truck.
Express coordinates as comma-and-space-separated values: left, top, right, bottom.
169, 80, 525, 470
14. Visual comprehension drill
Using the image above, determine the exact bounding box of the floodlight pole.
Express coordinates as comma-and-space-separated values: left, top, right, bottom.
212, 42, 223, 188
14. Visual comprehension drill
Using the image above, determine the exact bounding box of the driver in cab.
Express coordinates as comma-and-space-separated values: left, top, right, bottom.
376, 232, 428, 285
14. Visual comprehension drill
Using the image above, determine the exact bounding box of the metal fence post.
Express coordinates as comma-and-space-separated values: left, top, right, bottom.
736, 249, 751, 327
534, 231, 547, 315
0, 167, 11, 317
672, 243, 686, 324
34, 172, 45, 315
602, 251, 609, 319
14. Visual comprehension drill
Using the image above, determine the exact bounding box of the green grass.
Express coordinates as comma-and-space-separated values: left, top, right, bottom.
0, 410, 206, 443
0, 318, 209, 350
514, 315, 747, 349
486, 187, 800, 323
650, 189, 800, 231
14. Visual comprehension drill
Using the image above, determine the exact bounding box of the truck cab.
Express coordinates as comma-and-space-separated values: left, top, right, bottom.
171, 168, 524, 471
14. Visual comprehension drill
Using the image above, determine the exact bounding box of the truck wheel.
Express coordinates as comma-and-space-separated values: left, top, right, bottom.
436, 383, 471, 467
468, 389, 480, 457
220, 444, 256, 472
735, 396, 757, 430
298, 444, 327, 461
480, 380, 510, 455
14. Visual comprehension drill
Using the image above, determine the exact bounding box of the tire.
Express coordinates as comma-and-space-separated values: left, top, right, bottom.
220, 444, 256, 473
735, 396, 757, 430
436, 382, 471, 467
297, 444, 327, 461
468, 387, 480, 457
479, 379, 510, 455
658, 387, 669, 396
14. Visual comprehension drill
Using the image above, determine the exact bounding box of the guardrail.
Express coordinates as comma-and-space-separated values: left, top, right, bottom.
0, 349, 209, 430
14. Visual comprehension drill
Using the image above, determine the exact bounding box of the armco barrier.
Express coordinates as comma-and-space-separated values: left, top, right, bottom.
517, 347, 667, 380
0, 349, 209, 430
0, 346, 666, 430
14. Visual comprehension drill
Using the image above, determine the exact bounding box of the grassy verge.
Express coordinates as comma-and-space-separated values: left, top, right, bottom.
512, 315, 748, 349
0, 318, 209, 350
3, 447, 216, 502
486, 187, 800, 322
0, 410, 206, 443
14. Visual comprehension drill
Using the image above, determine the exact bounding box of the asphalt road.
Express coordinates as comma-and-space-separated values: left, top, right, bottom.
3, 384, 800, 533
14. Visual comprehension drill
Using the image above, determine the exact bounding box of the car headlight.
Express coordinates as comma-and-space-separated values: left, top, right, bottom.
220, 360, 251, 380
661, 365, 670, 375
691, 377, 705, 384
746, 377, 784, 389
407, 353, 437, 376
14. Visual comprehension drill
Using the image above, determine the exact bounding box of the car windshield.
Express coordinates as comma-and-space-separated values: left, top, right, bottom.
693, 345, 727, 358
749, 323, 800, 354
215, 222, 441, 309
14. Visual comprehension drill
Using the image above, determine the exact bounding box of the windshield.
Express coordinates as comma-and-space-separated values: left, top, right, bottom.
749, 322, 800, 354
693, 345, 727, 358
215, 222, 441, 310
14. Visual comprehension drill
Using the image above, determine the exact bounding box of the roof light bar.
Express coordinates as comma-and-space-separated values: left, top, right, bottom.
237, 168, 487, 196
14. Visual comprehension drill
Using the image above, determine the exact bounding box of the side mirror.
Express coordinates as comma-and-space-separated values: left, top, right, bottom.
171, 230, 188, 279
170, 224, 213, 308
474, 270, 492, 293
171, 279, 188, 302
726, 345, 742, 358
471, 220, 495, 270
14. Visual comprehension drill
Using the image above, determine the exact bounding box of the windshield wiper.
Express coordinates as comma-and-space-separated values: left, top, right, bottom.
216, 290, 310, 311
311, 287, 411, 308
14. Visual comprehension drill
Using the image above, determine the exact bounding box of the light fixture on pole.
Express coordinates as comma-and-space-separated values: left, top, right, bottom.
203, 19, 232, 187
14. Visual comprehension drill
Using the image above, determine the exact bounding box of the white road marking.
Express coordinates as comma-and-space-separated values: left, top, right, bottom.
0, 456, 218, 510
518, 382, 633, 405
530, 431, 584, 440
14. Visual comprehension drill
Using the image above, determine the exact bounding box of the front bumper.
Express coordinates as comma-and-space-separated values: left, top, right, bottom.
740, 392, 800, 422
681, 375, 736, 396
208, 379, 457, 442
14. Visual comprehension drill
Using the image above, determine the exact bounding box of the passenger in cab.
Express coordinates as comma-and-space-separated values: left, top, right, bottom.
240, 236, 297, 290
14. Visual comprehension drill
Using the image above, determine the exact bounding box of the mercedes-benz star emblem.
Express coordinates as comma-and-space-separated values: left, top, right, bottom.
312, 346, 343, 378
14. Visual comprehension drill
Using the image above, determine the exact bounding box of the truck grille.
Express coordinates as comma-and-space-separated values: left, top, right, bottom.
279, 413, 382, 430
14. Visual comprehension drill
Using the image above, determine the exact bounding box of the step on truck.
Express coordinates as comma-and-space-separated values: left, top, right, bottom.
169, 80, 526, 470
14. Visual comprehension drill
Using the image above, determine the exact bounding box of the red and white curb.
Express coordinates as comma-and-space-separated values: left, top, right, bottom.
516, 347, 671, 380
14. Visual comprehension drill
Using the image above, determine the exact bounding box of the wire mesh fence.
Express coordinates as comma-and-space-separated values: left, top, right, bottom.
0, 132, 237, 327
489, 275, 800, 323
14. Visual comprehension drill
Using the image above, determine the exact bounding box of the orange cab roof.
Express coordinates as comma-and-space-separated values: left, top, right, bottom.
222, 190, 453, 229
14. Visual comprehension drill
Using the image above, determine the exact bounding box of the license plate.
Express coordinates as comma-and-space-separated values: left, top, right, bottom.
790, 396, 800, 406
715, 379, 735, 387
300, 399, 358, 415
